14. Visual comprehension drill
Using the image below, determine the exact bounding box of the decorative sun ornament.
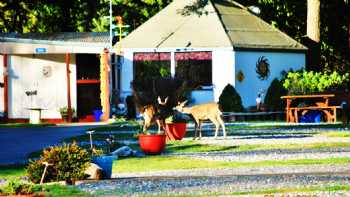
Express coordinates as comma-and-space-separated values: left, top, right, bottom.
256, 56, 270, 80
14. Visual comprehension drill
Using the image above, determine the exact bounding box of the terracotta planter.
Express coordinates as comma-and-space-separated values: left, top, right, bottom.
165, 123, 187, 141
138, 134, 166, 155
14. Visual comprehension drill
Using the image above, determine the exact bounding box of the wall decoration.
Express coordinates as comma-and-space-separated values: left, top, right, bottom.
237, 70, 245, 82
256, 56, 270, 80
43, 66, 52, 77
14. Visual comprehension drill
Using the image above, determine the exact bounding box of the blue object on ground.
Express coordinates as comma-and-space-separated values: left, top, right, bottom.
92, 155, 117, 179
93, 110, 103, 122
299, 110, 321, 123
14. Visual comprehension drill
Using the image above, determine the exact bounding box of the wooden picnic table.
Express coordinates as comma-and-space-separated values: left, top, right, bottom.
280, 94, 340, 123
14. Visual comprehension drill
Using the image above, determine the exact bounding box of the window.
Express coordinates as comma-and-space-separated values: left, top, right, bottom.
175, 52, 212, 90
133, 53, 171, 80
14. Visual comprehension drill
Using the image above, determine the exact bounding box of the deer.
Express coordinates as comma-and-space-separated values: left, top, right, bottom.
174, 101, 226, 140
140, 96, 169, 133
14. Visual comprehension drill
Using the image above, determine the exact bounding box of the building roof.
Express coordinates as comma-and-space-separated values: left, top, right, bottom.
120, 0, 306, 51
0, 32, 110, 54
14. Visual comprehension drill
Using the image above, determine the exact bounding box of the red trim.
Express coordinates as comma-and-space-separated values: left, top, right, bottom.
175, 52, 212, 60
134, 52, 171, 61
3, 54, 8, 120
77, 79, 100, 84
66, 53, 72, 122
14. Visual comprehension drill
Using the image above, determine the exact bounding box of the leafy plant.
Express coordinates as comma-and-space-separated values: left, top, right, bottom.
27, 142, 90, 184
283, 70, 349, 95
59, 107, 76, 116
218, 84, 244, 112
165, 112, 188, 123
0, 179, 40, 195
264, 78, 288, 111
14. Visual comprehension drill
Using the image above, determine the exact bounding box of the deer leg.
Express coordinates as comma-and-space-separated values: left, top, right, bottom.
209, 117, 220, 139
217, 115, 226, 138
156, 119, 161, 134
193, 122, 198, 140
198, 120, 202, 140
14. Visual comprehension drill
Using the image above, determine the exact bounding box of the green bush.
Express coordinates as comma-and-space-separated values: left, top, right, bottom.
27, 142, 90, 184
0, 179, 41, 195
283, 70, 349, 95
264, 78, 288, 111
218, 84, 244, 112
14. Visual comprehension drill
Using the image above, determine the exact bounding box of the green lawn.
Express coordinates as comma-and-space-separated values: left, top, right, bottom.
113, 156, 350, 173
0, 165, 26, 179
0, 123, 56, 128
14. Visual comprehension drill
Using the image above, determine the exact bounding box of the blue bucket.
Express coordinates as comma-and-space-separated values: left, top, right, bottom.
92, 155, 116, 179
93, 110, 103, 122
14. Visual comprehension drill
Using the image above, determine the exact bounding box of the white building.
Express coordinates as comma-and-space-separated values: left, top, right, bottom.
118, 0, 306, 107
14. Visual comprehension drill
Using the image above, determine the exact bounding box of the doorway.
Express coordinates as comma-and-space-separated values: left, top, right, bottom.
76, 54, 101, 121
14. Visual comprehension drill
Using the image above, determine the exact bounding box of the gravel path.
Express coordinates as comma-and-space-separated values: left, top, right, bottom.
78, 172, 350, 196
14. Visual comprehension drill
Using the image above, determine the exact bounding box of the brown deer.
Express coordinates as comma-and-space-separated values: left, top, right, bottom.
140, 97, 169, 133
174, 101, 226, 140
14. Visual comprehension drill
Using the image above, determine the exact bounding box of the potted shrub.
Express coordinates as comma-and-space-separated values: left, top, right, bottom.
27, 142, 90, 185
165, 113, 188, 141
0, 180, 44, 197
59, 107, 75, 122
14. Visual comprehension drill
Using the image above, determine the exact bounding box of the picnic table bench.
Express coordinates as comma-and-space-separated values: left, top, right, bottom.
280, 94, 340, 123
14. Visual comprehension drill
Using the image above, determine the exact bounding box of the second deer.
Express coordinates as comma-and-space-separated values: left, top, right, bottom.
174, 101, 226, 140
140, 97, 169, 133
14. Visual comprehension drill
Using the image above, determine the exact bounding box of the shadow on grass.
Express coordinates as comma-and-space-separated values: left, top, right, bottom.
165, 143, 239, 153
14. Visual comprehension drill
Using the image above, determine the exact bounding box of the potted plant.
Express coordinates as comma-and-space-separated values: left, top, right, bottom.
59, 107, 75, 122
0, 180, 44, 197
165, 112, 188, 141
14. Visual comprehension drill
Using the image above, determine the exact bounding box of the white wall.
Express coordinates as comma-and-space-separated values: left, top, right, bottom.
8, 54, 77, 119
120, 50, 134, 100
234, 51, 305, 107
212, 49, 235, 102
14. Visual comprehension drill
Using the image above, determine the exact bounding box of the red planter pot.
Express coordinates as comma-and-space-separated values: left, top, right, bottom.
138, 134, 166, 155
165, 123, 187, 141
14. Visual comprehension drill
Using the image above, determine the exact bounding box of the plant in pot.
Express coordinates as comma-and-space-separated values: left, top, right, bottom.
165, 112, 188, 141
0, 179, 44, 197
59, 107, 75, 122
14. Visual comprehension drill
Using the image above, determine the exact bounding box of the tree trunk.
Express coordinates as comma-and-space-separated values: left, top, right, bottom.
307, 0, 320, 42
306, 0, 321, 71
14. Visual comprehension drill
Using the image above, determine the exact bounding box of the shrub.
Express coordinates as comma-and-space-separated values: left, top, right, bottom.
27, 142, 90, 184
264, 78, 288, 111
0, 179, 41, 195
283, 70, 349, 95
218, 84, 244, 112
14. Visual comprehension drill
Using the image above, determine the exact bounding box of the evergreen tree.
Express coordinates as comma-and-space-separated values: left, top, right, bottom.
218, 84, 244, 112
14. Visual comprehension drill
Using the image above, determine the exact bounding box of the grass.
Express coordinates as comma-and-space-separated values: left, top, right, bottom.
62, 132, 137, 143
232, 184, 350, 195
165, 140, 350, 153
226, 122, 348, 130
113, 156, 350, 173
0, 165, 26, 179
0, 123, 56, 128
40, 184, 92, 197
320, 131, 350, 138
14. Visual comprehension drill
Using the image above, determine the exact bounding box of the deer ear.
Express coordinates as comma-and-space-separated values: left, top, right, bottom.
164, 97, 168, 103
182, 100, 188, 106
157, 96, 161, 104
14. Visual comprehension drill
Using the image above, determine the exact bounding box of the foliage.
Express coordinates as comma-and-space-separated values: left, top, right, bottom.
59, 107, 75, 116
264, 78, 287, 111
131, 77, 188, 112
27, 142, 90, 184
218, 84, 244, 112
165, 112, 188, 123
282, 70, 349, 95
0, 179, 39, 195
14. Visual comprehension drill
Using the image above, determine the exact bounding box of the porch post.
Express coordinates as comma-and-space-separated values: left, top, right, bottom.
100, 48, 110, 121
170, 51, 175, 77
65, 53, 72, 122
3, 54, 8, 120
